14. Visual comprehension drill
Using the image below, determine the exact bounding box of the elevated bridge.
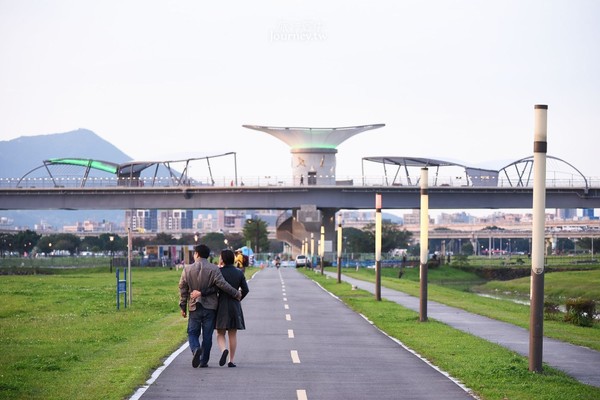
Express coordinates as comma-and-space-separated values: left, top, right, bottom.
2, 125, 599, 257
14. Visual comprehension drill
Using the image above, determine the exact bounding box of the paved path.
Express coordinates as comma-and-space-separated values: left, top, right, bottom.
326, 271, 600, 388
132, 268, 476, 400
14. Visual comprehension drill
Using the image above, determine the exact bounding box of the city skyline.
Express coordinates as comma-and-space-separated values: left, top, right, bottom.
3, 208, 595, 235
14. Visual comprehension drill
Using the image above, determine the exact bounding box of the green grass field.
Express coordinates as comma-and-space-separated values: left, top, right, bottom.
1, 264, 598, 400
0, 266, 259, 400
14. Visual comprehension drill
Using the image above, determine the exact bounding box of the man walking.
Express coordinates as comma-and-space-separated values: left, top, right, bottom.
179, 244, 242, 368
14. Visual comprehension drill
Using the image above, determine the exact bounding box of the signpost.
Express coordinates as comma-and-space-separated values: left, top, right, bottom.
116, 268, 127, 309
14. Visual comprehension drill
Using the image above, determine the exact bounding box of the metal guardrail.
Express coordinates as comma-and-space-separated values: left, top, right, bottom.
0, 175, 595, 189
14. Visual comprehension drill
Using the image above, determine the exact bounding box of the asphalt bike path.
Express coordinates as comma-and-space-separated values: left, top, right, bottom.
133, 267, 476, 400
325, 271, 600, 388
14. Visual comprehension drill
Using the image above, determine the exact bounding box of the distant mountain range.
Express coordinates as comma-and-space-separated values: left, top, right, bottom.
0, 129, 133, 229
0, 128, 132, 178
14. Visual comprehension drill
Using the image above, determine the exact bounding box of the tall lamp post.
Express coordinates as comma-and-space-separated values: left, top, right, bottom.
337, 215, 342, 284
109, 235, 114, 273
255, 221, 260, 256
319, 225, 325, 275
310, 233, 315, 268
529, 104, 548, 373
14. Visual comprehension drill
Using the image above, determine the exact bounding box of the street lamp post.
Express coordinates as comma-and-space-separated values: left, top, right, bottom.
255, 222, 259, 256
109, 235, 115, 273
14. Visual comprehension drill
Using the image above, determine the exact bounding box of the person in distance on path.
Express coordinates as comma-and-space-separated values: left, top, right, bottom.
179, 244, 242, 368
215, 249, 249, 367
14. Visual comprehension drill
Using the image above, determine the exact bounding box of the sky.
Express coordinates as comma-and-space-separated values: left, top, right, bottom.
1, 1, 599, 217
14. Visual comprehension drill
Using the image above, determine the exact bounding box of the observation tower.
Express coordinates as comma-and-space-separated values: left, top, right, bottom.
243, 123, 385, 259
242, 124, 385, 185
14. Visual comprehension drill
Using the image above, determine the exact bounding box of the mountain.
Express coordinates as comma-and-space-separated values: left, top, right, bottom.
0, 128, 133, 228
0, 128, 132, 179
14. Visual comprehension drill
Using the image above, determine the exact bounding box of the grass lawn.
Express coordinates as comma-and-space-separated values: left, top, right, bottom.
0, 266, 259, 400
478, 269, 600, 302
334, 265, 600, 352
301, 269, 600, 400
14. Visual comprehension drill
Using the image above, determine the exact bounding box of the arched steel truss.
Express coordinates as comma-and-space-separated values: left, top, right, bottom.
17, 153, 238, 188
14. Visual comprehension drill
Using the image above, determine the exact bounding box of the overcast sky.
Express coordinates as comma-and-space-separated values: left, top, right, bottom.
1, 1, 599, 216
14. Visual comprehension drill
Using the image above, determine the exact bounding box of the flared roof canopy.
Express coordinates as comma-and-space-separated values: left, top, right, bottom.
242, 124, 385, 149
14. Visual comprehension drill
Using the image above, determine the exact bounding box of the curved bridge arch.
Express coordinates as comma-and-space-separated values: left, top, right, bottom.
498, 155, 589, 189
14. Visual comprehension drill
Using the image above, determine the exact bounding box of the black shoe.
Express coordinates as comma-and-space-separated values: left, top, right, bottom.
227, 362, 236, 368
192, 348, 203, 368
219, 349, 229, 366
199, 363, 208, 368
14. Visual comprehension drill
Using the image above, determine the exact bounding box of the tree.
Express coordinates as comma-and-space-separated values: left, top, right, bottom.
360, 221, 413, 253
14, 229, 41, 256
482, 225, 504, 231
243, 218, 268, 253
0, 232, 15, 257
178, 233, 197, 245
577, 238, 599, 254
154, 232, 176, 244
200, 232, 227, 255
38, 233, 81, 255
132, 236, 149, 254
81, 236, 104, 253
224, 232, 244, 251
461, 241, 474, 255
343, 227, 370, 253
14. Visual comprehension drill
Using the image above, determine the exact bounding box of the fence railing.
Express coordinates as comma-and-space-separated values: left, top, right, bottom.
0, 175, 595, 189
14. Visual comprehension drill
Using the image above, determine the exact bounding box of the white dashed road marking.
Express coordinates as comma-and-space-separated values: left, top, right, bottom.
291, 350, 300, 363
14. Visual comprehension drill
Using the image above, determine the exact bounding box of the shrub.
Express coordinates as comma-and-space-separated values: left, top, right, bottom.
450, 254, 469, 267
544, 300, 562, 321
564, 298, 596, 327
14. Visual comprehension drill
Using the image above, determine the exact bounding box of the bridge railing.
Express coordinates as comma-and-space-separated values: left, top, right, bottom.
0, 175, 595, 189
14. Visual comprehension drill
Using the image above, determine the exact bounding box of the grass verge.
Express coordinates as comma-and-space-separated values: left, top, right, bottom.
337, 266, 600, 351
300, 269, 600, 400
0, 266, 259, 400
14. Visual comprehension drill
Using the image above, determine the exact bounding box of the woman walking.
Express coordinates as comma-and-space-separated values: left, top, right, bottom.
216, 249, 249, 367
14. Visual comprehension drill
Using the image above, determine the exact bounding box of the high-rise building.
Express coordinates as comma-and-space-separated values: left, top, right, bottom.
556, 208, 577, 220
125, 209, 158, 232
582, 208, 596, 220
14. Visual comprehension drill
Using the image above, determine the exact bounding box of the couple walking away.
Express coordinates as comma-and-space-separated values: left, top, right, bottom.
179, 244, 249, 368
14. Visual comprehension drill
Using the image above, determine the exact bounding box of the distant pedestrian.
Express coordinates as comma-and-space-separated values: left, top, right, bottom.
300, 174, 304, 185
215, 249, 249, 368
179, 244, 242, 368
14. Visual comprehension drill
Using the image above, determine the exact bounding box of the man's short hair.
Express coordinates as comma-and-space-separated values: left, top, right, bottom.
195, 244, 211, 258
220, 249, 235, 265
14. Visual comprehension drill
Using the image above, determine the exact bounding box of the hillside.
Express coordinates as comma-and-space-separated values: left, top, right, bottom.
0, 128, 132, 179
0, 129, 133, 228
